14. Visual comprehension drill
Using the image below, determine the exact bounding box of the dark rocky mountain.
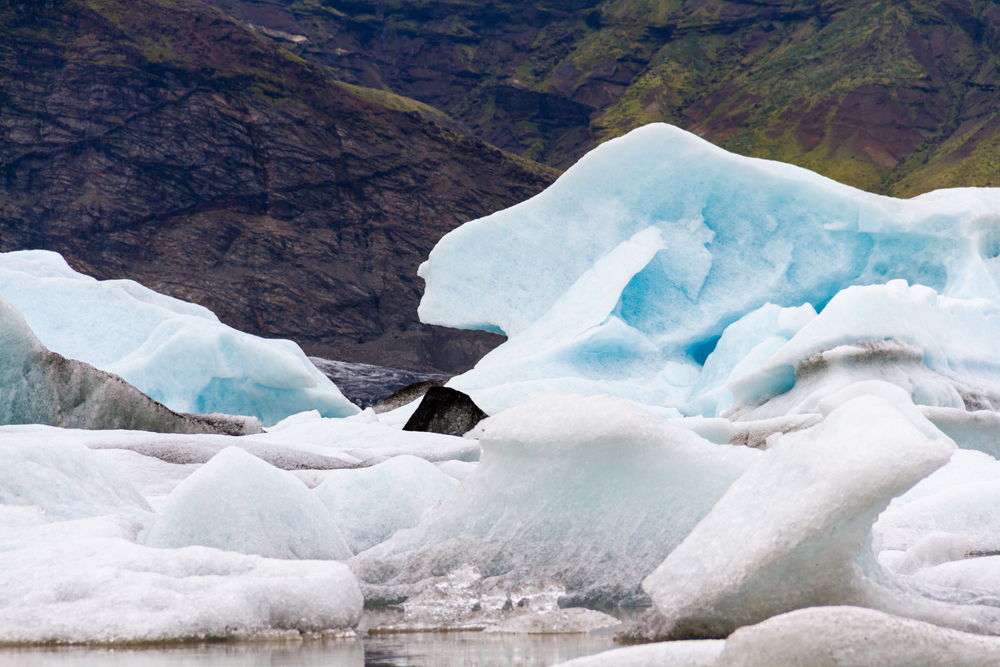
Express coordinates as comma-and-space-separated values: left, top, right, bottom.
208, 0, 1000, 195
0, 0, 558, 373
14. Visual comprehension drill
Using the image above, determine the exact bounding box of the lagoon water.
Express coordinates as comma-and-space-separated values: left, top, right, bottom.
1, 611, 624, 667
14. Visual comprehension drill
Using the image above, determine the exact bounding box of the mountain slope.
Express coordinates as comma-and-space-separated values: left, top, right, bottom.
211, 0, 1000, 195
0, 0, 558, 372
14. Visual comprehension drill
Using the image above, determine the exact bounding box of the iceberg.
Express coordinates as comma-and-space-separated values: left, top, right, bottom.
144, 447, 352, 560
0, 295, 251, 434
717, 606, 1000, 666
0, 513, 362, 644
351, 393, 759, 605
0, 250, 358, 425
420, 123, 1000, 413
638, 391, 1000, 639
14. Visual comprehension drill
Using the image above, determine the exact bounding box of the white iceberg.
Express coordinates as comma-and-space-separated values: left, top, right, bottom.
717, 606, 1000, 667
0, 513, 362, 644
726, 281, 1000, 418
639, 391, 1000, 639
0, 250, 358, 425
144, 447, 352, 560
351, 393, 759, 604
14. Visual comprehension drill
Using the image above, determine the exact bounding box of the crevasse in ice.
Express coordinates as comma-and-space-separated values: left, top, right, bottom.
0, 251, 358, 425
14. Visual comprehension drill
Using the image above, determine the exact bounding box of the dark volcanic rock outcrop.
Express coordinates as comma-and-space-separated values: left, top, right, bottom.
0, 295, 258, 434
402, 387, 488, 436
0, 0, 557, 373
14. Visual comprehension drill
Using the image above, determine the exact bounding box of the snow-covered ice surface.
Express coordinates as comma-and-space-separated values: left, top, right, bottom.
351, 394, 759, 605
143, 447, 352, 560
0, 513, 363, 644
313, 455, 458, 554
0, 414, 476, 644
0, 251, 358, 426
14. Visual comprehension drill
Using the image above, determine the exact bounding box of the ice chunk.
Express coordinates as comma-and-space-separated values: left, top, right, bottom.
313, 455, 458, 554
728, 281, 1000, 417
922, 406, 1000, 458
641, 395, 963, 639
874, 480, 1000, 555
716, 606, 1000, 666
351, 394, 759, 605
0, 436, 150, 521
881, 532, 970, 575
687, 302, 816, 417
144, 447, 351, 560
0, 295, 244, 434
916, 555, 1000, 592
0, 514, 362, 643
548, 641, 724, 667
0, 250, 358, 425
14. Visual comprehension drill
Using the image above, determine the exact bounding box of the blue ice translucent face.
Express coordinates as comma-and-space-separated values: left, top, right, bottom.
420, 124, 1000, 414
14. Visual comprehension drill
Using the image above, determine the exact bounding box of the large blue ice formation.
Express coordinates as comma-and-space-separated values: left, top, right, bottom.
0, 251, 358, 425
418, 124, 1000, 415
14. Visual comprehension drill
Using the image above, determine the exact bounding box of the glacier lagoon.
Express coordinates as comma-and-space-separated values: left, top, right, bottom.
8, 124, 1000, 664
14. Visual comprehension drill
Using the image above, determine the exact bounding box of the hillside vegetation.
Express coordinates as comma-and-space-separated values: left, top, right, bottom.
209, 0, 1000, 195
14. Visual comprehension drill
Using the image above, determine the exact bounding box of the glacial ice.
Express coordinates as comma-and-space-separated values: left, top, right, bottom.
313, 454, 458, 554
639, 392, 1000, 639
0, 513, 363, 644
0, 250, 358, 425
421, 123, 1000, 413
716, 606, 1000, 667
0, 295, 243, 434
550, 640, 724, 667
0, 435, 151, 522
351, 393, 759, 604
144, 447, 352, 560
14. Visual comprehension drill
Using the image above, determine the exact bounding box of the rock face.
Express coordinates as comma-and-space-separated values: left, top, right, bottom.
402, 387, 488, 436
0, 0, 557, 373
209, 0, 1000, 195
0, 295, 254, 435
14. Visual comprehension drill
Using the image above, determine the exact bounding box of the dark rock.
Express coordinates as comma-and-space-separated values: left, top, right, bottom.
373, 379, 449, 414
401, 387, 488, 436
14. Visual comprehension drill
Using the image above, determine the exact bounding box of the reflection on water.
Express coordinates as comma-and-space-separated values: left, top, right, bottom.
0, 610, 635, 667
